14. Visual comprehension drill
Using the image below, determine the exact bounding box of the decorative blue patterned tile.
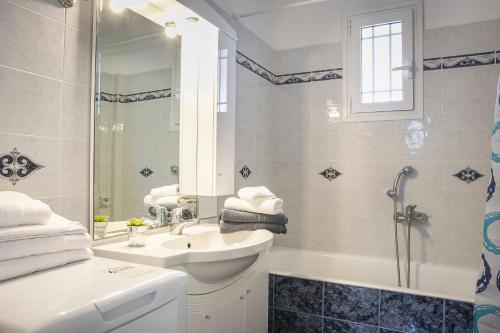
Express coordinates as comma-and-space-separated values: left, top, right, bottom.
311, 68, 343, 81
236, 51, 275, 84
139, 167, 154, 178
275, 72, 312, 85
423, 58, 442, 71
453, 167, 484, 184
441, 52, 495, 69
0, 148, 44, 185
319, 167, 342, 182
323, 283, 380, 325
269, 274, 274, 306
323, 318, 378, 333
273, 308, 322, 333
445, 300, 473, 333
274, 276, 323, 315
379, 329, 401, 333
239, 164, 252, 179
380, 291, 444, 332
97, 89, 171, 103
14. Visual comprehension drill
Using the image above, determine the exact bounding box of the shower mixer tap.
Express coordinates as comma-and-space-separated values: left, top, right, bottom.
396, 205, 429, 224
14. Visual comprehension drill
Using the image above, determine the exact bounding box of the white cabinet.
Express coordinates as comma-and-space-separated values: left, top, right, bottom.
244, 254, 269, 333
187, 252, 268, 333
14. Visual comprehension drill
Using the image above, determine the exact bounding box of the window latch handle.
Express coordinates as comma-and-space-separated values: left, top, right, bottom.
392, 64, 414, 79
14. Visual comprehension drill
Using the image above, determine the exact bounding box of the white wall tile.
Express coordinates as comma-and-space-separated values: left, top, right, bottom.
0, 66, 61, 137
9, 0, 65, 22
63, 25, 92, 86
65, 0, 93, 30
0, 0, 64, 78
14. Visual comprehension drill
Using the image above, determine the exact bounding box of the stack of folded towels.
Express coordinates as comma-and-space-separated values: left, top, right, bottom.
144, 184, 195, 209
0, 191, 92, 282
219, 186, 288, 234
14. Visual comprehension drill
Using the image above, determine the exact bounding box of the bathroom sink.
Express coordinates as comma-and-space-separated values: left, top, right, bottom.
92, 224, 273, 293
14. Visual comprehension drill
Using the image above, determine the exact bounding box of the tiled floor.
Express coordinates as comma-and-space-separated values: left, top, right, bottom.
268, 274, 473, 333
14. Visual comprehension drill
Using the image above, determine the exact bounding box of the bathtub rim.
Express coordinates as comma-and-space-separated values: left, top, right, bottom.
269, 246, 478, 303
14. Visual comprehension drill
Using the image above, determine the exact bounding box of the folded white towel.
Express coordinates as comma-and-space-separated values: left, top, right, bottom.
238, 186, 277, 201
0, 233, 92, 261
0, 249, 93, 282
150, 184, 179, 200
0, 213, 86, 242
0, 191, 52, 227
224, 197, 284, 215
144, 194, 194, 209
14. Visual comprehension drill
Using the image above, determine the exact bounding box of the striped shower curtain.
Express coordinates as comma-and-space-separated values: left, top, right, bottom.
474, 74, 500, 332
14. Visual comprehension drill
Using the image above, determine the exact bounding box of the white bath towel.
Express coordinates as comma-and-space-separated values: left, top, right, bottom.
0, 233, 92, 261
144, 194, 195, 209
0, 214, 86, 242
0, 191, 52, 227
0, 249, 93, 282
150, 184, 179, 200
224, 197, 284, 215
238, 186, 277, 202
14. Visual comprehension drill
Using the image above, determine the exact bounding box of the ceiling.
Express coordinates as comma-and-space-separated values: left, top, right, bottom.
211, 0, 500, 50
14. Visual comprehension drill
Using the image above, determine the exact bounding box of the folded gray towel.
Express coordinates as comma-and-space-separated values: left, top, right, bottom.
219, 220, 287, 234
220, 209, 288, 225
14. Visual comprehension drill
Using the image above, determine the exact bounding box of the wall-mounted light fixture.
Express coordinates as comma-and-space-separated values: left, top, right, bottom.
110, 0, 125, 13
164, 22, 178, 38
59, 0, 76, 8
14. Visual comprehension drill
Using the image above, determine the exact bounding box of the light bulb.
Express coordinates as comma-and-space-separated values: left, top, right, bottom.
110, 0, 125, 13
164, 22, 178, 39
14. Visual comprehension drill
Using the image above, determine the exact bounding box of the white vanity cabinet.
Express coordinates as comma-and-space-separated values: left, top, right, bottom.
187, 252, 268, 333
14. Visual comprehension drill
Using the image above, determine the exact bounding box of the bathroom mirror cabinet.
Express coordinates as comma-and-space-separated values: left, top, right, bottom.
91, 0, 236, 240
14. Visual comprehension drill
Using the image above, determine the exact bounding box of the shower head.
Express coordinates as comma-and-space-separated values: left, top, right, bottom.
387, 166, 415, 198
400, 166, 414, 175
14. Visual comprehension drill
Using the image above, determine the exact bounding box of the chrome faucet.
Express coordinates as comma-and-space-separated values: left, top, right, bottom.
169, 206, 198, 235
396, 205, 429, 224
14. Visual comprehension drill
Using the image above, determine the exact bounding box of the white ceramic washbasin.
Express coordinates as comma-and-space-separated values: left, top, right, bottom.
92, 224, 273, 291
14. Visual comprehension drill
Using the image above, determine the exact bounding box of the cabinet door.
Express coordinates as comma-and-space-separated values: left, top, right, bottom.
187, 309, 212, 333
211, 283, 245, 333
244, 253, 269, 333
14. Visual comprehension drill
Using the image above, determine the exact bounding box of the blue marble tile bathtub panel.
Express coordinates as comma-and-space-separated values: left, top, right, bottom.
269, 274, 274, 307
323, 318, 378, 333
273, 308, 322, 333
323, 283, 380, 325
379, 290, 444, 332
268, 307, 273, 333
445, 300, 473, 333
274, 275, 323, 315
269, 274, 473, 333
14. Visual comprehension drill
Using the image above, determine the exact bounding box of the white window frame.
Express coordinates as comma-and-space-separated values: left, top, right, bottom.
342, 0, 423, 122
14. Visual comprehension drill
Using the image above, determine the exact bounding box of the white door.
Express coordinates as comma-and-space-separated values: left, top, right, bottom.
244, 254, 268, 333
187, 309, 212, 333
211, 281, 245, 333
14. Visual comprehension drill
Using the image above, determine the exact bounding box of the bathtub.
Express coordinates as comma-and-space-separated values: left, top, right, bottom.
269, 246, 478, 302
268, 247, 479, 332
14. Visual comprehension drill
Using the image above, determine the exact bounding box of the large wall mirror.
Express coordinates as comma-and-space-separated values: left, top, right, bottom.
92, 0, 236, 240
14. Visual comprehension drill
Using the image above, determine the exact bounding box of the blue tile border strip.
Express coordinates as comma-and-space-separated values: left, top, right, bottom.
268, 273, 473, 333
96, 88, 172, 104
238, 50, 500, 85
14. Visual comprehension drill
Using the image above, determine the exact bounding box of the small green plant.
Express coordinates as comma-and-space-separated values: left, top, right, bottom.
127, 218, 147, 227
94, 215, 108, 223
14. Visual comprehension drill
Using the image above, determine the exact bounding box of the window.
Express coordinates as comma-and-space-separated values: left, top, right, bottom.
343, 1, 423, 122
217, 48, 229, 113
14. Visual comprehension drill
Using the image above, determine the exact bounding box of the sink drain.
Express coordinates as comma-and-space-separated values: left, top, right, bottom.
187, 242, 191, 249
